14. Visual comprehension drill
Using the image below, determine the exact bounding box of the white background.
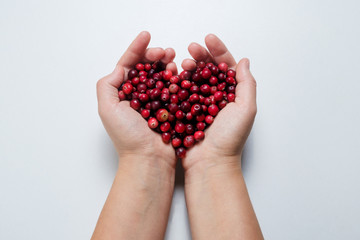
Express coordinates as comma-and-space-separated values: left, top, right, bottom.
1, 0, 360, 239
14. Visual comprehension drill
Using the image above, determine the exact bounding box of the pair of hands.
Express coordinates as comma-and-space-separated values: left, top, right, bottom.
96, 31, 257, 176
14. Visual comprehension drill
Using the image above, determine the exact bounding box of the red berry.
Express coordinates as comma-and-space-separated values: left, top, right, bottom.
163, 69, 173, 80
208, 104, 219, 116
144, 63, 152, 71
122, 83, 133, 95
214, 91, 223, 102
170, 75, 180, 84
196, 114, 205, 122
186, 112, 193, 120
191, 103, 202, 116
172, 138, 182, 148
160, 122, 171, 132
175, 122, 186, 133
201, 68, 212, 79
156, 81, 164, 89
168, 113, 175, 122
130, 99, 141, 110
178, 89, 189, 101
227, 69, 236, 77
192, 73, 202, 82
200, 84, 211, 95
194, 131, 205, 141
169, 83, 179, 94
170, 94, 179, 104
210, 86, 217, 95
226, 77, 236, 85
162, 132, 171, 143
190, 85, 200, 93
189, 93, 200, 103
205, 115, 214, 125
175, 110, 185, 120
118, 90, 126, 100
146, 78, 156, 88
139, 93, 149, 102
128, 69, 138, 79
217, 82, 226, 91
185, 124, 195, 135
151, 101, 161, 111
141, 109, 150, 118
180, 101, 191, 112
156, 109, 169, 122
135, 63, 144, 71
148, 117, 158, 129
209, 76, 218, 85
131, 77, 140, 85
150, 88, 161, 100
168, 103, 179, 114
210, 65, 219, 75
175, 147, 186, 158
180, 70, 191, 80
183, 135, 195, 148
196, 122, 206, 131
160, 93, 170, 102
227, 85, 236, 93
181, 80, 192, 89
197, 61, 206, 68
137, 83, 147, 93
218, 100, 227, 109
227, 93, 235, 102
218, 62, 228, 72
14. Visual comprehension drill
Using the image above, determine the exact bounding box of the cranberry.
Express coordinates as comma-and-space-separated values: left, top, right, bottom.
168, 113, 175, 122
210, 65, 219, 75
162, 69, 172, 81
172, 138, 182, 148
186, 112, 193, 120
175, 122, 186, 133
227, 69, 236, 77
139, 93, 149, 102
118, 90, 126, 100
131, 77, 140, 85
135, 63, 144, 71
191, 104, 202, 116
227, 93, 235, 102
218, 100, 227, 109
151, 101, 161, 111
141, 109, 150, 118
214, 91, 223, 102
146, 78, 156, 88
210, 86, 217, 95
160, 93, 170, 102
175, 147, 186, 158
192, 73, 202, 82
227, 85, 236, 93
196, 114, 205, 122
122, 83, 133, 95
209, 76, 218, 85
162, 132, 171, 143
156, 81, 164, 89
180, 101, 191, 112
128, 69, 138, 79
197, 61, 206, 68
218, 62, 228, 72
145, 102, 151, 110
130, 99, 141, 110
137, 83, 147, 93
194, 131, 205, 141
181, 80, 192, 89
170, 94, 179, 104
148, 117, 158, 129
175, 110, 185, 120
201, 68, 212, 79
200, 84, 211, 95
144, 63, 152, 71
185, 124, 195, 135
169, 83, 179, 94
168, 103, 179, 114
205, 115, 214, 125
170, 75, 180, 84
183, 135, 195, 148
189, 93, 200, 103
160, 122, 171, 132
150, 88, 161, 100
153, 72, 162, 81
180, 70, 191, 80
162, 88, 170, 94
178, 89, 189, 101
190, 85, 200, 93
208, 104, 219, 116
196, 122, 205, 131
217, 82, 226, 91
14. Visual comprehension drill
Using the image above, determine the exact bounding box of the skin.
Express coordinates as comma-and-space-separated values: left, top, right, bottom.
181, 34, 263, 240
92, 31, 177, 240
92, 31, 263, 240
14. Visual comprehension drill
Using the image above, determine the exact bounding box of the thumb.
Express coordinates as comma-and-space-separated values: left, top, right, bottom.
235, 58, 257, 110
96, 65, 125, 108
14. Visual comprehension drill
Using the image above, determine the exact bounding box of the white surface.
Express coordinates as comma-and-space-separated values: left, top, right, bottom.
1, 0, 360, 239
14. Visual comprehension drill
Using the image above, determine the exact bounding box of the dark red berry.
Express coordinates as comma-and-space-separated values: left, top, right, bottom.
118, 90, 126, 100
175, 147, 186, 158
183, 135, 195, 148
162, 132, 171, 143
175, 122, 185, 133
130, 99, 141, 110
156, 109, 169, 122
196, 122, 206, 131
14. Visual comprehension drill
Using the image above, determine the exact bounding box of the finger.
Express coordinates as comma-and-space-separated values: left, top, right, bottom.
97, 66, 125, 106
205, 34, 237, 68
117, 31, 151, 68
166, 62, 178, 75
143, 47, 165, 62
235, 58, 257, 107
161, 48, 176, 64
188, 42, 213, 62
181, 58, 197, 71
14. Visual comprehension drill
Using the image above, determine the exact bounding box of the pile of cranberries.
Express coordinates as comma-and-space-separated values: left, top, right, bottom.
118, 61, 237, 159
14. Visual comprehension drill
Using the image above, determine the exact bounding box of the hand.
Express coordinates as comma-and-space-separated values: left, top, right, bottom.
181, 34, 257, 173
96, 31, 178, 169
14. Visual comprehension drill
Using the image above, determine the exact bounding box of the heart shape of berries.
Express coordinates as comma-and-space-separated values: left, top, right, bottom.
119, 61, 236, 158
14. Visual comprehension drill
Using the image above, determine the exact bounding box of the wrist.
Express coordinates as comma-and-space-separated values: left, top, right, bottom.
183, 149, 243, 185
117, 153, 176, 185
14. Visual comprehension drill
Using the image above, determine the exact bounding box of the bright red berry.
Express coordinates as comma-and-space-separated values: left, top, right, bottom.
148, 117, 158, 129
130, 99, 141, 110
205, 115, 214, 125
183, 135, 195, 148
118, 90, 126, 100
218, 62, 228, 72
196, 122, 205, 131
227, 93, 235, 102
172, 138, 182, 148
162, 132, 171, 143
122, 83, 133, 95
141, 109, 150, 118
191, 103, 202, 116
175, 122, 186, 133
194, 131, 205, 141
208, 104, 219, 116
160, 122, 171, 132
156, 109, 169, 122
